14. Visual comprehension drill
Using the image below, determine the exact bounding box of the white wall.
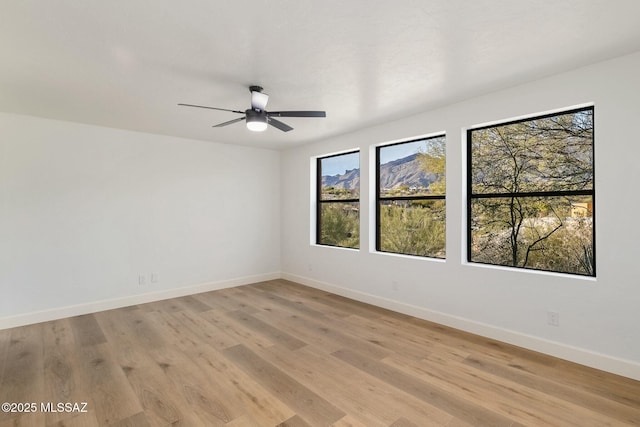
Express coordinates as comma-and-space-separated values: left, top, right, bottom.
0, 114, 280, 326
281, 51, 640, 379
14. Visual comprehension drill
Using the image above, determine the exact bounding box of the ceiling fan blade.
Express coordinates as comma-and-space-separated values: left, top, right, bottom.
178, 103, 244, 114
268, 117, 293, 132
267, 111, 326, 118
251, 91, 269, 111
213, 116, 246, 127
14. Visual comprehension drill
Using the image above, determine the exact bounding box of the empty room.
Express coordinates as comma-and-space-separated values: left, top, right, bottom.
2, 1, 640, 426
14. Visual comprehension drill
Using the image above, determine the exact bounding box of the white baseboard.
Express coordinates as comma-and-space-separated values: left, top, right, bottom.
281, 272, 640, 381
0, 272, 280, 330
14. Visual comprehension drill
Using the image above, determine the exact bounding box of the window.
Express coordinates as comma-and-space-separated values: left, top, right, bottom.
376, 136, 446, 258
317, 151, 360, 249
467, 106, 595, 276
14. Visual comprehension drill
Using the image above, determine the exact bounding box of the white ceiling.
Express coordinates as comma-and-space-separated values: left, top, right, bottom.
2, 1, 640, 150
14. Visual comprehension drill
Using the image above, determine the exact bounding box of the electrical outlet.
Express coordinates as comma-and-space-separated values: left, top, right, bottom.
151, 273, 158, 283
138, 275, 146, 286
392, 281, 399, 291
547, 311, 560, 327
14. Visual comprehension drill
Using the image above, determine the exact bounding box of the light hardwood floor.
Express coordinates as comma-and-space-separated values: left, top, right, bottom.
1, 279, 639, 426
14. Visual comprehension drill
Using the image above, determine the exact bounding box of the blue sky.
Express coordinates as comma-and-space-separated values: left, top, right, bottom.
320, 138, 441, 176
379, 140, 426, 164
321, 152, 360, 176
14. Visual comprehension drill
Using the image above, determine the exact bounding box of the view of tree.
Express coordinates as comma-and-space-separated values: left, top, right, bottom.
469, 108, 594, 275
418, 138, 446, 195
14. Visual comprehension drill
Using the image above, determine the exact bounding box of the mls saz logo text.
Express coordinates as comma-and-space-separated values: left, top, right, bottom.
41, 402, 88, 413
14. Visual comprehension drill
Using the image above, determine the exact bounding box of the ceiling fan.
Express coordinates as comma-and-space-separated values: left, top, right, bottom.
178, 86, 326, 132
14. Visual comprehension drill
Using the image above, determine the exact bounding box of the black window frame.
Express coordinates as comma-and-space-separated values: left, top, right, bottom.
466, 106, 595, 276
376, 135, 446, 258
316, 150, 360, 249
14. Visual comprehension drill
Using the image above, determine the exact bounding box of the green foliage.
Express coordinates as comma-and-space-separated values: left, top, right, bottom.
322, 186, 358, 200
418, 137, 446, 195
319, 203, 359, 249
380, 201, 445, 258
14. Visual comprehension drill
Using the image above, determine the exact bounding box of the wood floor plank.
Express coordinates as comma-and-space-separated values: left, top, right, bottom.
253, 279, 320, 296
146, 310, 295, 425
199, 288, 261, 313
508, 353, 640, 408
224, 310, 307, 351
0, 328, 11, 404
463, 354, 640, 425
173, 295, 213, 313
390, 417, 422, 427
444, 417, 476, 427
262, 344, 453, 426
186, 291, 234, 312
169, 309, 240, 351
105, 412, 151, 427
276, 414, 313, 427
344, 313, 470, 362
112, 309, 239, 425
68, 314, 107, 347
233, 284, 329, 320
224, 414, 268, 427
257, 280, 354, 320
139, 297, 186, 314
94, 311, 202, 426
318, 292, 391, 320
0, 414, 44, 427
330, 415, 371, 427
247, 310, 345, 356
200, 309, 275, 351
44, 411, 101, 427
224, 344, 346, 426
0, 324, 45, 425
42, 318, 94, 426
384, 352, 602, 426
251, 305, 391, 360
332, 348, 520, 427
75, 343, 142, 425
373, 311, 518, 365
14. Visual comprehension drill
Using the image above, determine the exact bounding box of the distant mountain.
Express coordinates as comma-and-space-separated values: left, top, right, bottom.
322, 167, 360, 190
379, 153, 437, 190
321, 153, 437, 190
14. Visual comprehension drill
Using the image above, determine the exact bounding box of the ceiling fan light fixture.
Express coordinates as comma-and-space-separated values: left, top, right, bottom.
246, 116, 267, 132
246, 110, 268, 132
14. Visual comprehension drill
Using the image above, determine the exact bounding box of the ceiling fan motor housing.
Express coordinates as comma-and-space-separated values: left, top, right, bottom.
246, 109, 266, 120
